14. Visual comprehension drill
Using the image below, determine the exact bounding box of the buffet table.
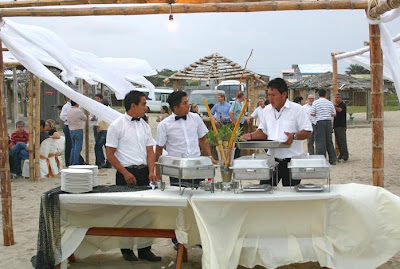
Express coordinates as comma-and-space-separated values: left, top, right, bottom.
189, 183, 400, 269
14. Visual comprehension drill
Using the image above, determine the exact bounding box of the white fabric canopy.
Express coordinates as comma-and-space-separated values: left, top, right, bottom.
335, 8, 400, 100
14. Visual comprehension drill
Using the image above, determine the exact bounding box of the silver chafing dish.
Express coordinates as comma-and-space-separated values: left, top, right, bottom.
156, 155, 217, 195
236, 140, 290, 149
288, 155, 330, 192
229, 154, 276, 193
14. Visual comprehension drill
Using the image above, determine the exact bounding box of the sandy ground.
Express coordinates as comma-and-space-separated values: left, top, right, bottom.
1, 111, 400, 269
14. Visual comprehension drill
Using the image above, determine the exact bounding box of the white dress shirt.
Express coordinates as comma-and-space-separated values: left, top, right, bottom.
106, 113, 155, 167
303, 103, 317, 125
251, 106, 265, 125
258, 99, 312, 159
59, 101, 71, 125
157, 112, 208, 157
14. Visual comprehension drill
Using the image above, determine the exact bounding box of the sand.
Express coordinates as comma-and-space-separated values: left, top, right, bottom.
1, 111, 400, 269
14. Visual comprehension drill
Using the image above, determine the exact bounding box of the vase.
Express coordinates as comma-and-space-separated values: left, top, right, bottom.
216, 146, 236, 183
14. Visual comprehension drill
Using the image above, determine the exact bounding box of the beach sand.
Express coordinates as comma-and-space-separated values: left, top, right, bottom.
1, 111, 399, 269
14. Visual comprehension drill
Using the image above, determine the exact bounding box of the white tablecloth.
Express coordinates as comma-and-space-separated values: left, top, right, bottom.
59, 187, 200, 261
190, 184, 400, 269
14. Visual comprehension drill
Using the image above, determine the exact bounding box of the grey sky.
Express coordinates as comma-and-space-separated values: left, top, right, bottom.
10, 9, 400, 78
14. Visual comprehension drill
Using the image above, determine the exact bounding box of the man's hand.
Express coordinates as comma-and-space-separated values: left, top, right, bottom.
283, 132, 294, 145
149, 173, 157, 184
242, 133, 252, 141
123, 172, 137, 185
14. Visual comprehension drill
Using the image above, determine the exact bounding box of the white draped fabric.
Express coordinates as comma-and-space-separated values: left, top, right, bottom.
335, 9, 400, 101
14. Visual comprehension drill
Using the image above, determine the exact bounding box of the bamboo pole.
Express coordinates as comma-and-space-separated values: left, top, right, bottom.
0, 1, 372, 17
203, 97, 227, 166
34, 76, 41, 182
368, 0, 400, 19
84, 81, 89, 164
28, 73, 34, 180
12, 67, 18, 124
331, 52, 339, 156
0, 38, 15, 246
369, 24, 384, 187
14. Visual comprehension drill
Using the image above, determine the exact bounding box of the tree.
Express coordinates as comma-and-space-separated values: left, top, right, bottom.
345, 64, 370, 75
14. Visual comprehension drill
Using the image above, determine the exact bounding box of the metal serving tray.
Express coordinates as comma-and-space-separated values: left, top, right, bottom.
156, 155, 216, 179
295, 184, 325, 192
242, 184, 272, 192
230, 154, 275, 180
288, 155, 330, 179
236, 140, 290, 149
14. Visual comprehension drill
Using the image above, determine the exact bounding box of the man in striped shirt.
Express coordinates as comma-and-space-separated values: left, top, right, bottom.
311, 89, 337, 165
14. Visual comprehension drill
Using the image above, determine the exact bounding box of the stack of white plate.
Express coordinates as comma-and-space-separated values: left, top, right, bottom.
69, 165, 99, 187
61, 168, 93, 193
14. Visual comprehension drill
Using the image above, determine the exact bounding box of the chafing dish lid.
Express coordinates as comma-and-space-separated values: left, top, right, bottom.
288, 155, 330, 168
230, 154, 275, 169
157, 155, 213, 168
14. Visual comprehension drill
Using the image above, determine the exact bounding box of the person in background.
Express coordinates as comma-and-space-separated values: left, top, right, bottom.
303, 94, 316, 155
67, 100, 87, 165
106, 90, 161, 262
59, 97, 72, 166
156, 105, 169, 122
311, 89, 337, 165
9, 120, 29, 177
334, 93, 349, 162
242, 78, 312, 187
190, 103, 202, 117
39, 120, 49, 144
247, 97, 268, 126
229, 91, 246, 159
90, 93, 103, 166
95, 99, 111, 168
44, 119, 61, 139
293, 96, 304, 105
210, 92, 231, 125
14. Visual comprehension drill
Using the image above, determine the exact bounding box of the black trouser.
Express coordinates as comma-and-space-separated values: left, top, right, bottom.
315, 120, 337, 164
334, 126, 349, 160
116, 166, 151, 254
260, 158, 301, 187
234, 123, 244, 159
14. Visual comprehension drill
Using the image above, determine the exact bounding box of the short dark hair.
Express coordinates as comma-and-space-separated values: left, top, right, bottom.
101, 98, 110, 106
40, 119, 45, 129
95, 93, 103, 99
162, 105, 168, 112
71, 100, 77, 106
267, 78, 288, 96
167, 91, 187, 113
318, 89, 327, 97
124, 90, 145, 112
293, 96, 303, 104
237, 92, 245, 98
15, 120, 25, 127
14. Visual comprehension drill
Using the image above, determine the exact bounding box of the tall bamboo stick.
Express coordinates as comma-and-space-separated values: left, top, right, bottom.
0, 39, 15, 246
369, 24, 384, 187
28, 73, 34, 180
331, 52, 339, 155
34, 76, 41, 182
0, 1, 372, 17
12, 67, 18, 124
368, 0, 400, 19
84, 81, 89, 164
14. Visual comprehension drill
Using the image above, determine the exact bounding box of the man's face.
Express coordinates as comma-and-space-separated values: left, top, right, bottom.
238, 95, 245, 102
16, 124, 25, 134
95, 96, 101, 102
307, 95, 315, 105
334, 95, 342, 104
268, 88, 287, 110
174, 96, 190, 116
259, 98, 265, 107
217, 95, 224, 103
131, 96, 148, 117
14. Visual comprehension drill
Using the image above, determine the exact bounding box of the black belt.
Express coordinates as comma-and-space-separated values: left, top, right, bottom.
275, 158, 291, 162
125, 164, 148, 170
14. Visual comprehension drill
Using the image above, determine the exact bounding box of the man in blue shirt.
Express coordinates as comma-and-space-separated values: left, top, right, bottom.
229, 91, 246, 126
210, 92, 231, 125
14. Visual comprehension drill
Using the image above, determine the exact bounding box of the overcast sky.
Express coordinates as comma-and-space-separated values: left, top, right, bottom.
9, 9, 400, 78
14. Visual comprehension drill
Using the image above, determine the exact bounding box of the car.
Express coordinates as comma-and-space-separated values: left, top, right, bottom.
188, 89, 225, 116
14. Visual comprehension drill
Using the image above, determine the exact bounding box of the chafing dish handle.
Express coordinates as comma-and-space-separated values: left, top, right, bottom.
246, 169, 256, 172
196, 167, 213, 170
305, 168, 315, 172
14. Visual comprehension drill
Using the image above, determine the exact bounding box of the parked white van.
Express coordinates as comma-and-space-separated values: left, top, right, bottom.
137, 87, 173, 112
188, 89, 225, 116
216, 80, 246, 104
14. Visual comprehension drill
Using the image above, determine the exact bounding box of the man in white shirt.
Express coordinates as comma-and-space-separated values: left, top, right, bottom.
106, 90, 161, 263
155, 91, 214, 186
247, 97, 267, 126
310, 89, 337, 165
59, 98, 72, 166
303, 94, 317, 155
242, 78, 312, 186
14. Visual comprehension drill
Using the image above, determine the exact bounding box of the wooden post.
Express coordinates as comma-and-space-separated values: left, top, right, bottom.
22, 84, 27, 117
0, 40, 15, 246
249, 77, 256, 115
12, 67, 18, 123
84, 81, 89, 164
28, 73, 34, 180
34, 76, 41, 181
331, 53, 339, 155
369, 24, 384, 187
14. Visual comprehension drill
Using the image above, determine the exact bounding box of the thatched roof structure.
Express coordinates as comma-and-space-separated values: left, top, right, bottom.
289, 72, 372, 91
164, 53, 265, 84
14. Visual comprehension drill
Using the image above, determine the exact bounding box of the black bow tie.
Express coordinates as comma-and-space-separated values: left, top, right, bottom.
131, 117, 141, 121
175, 115, 187, 121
